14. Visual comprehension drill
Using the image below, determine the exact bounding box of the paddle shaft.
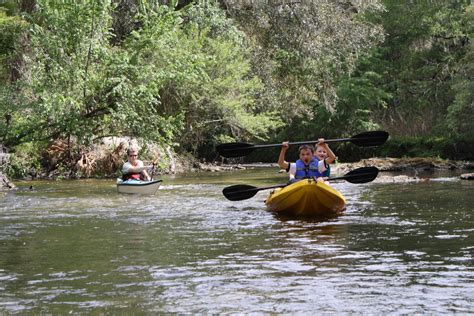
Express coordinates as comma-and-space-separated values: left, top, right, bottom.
248, 136, 374, 149
222, 183, 286, 201
238, 184, 285, 193
216, 131, 389, 158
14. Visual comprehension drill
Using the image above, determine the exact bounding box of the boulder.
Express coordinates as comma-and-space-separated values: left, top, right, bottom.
373, 175, 429, 183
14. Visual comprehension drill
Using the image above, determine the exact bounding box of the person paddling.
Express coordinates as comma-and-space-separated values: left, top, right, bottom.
122, 147, 151, 181
314, 138, 336, 177
278, 142, 327, 184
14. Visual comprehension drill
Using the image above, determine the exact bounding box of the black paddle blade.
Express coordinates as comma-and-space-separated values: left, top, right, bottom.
222, 184, 259, 201
216, 142, 255, 158
343, 166, 379, 183
350, 131, 389, 147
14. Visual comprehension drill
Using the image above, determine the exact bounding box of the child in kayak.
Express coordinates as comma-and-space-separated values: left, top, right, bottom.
314, 138, 336, 177
122, 147, 151, 181
278, 142, 328, 183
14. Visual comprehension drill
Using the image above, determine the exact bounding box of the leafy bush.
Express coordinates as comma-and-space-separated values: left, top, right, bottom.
1, 142, 42, 178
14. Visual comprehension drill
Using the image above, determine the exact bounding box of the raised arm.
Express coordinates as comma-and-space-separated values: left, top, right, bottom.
317, 138, 337, 164
278, 141, 290, 170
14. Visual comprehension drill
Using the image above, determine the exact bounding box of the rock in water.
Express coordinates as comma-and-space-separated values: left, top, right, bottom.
460, 173, 474, 180
0, 172, 16, 190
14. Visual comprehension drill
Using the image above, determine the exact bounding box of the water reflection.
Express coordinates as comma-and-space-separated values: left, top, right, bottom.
0, 169, 473, 313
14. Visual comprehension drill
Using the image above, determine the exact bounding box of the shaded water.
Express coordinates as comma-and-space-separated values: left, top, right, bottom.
0, 168, 473, 313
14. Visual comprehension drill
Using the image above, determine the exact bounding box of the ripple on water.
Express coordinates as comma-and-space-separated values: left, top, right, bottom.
0, 172, 473, 313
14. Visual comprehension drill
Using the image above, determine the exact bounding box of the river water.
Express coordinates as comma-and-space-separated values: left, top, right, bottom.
0, 168, 473, 313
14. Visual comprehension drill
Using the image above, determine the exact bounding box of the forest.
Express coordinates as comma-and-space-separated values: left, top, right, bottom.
1, 0, 473, 178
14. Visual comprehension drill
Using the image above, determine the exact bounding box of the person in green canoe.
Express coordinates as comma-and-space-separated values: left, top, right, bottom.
122, 147, 151, 181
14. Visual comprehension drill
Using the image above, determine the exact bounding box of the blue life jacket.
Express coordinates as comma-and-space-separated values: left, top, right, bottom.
295, 158, 324, 179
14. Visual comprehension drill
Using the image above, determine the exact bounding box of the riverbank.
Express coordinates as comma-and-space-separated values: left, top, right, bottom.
3, 134, 474, 182
211, 157, 474, 173
2, 155, 474, 190
201, 157, 474, 184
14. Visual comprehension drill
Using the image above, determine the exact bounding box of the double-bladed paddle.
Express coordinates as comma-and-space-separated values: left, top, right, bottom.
222, 166, 379, 201
216, 131, 389, 158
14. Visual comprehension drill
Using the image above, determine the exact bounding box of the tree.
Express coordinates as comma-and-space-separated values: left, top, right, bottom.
223, 0, 384, 123
0, 0, 278, 155
364, 0, 471, 137
447, 4, 474, 139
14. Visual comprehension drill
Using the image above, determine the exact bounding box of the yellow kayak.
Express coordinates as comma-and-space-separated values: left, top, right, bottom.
265, 179, 346, 217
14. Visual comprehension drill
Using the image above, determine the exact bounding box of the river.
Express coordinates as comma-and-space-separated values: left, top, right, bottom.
0, 168, 473, 313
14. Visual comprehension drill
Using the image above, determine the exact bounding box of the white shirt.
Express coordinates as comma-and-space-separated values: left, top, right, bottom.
122, 160, 144, 174
287, 160, 327, 178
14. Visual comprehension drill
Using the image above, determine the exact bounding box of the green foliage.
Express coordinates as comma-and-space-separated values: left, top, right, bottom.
122, 1, 281, 152
0, 9, 27, 81
1, 0, 276, 158
1, 142, 42, 178
240, 0, 473, 162
327, 54, 392, 137
0, 9, 26, 55
215, 0, 386, 157
447, 4, 474, 139
1, 0, 473, 175
225, 1, 385, 121
2, 1, 119, 145
375, 136, 474, 161
358, 0, 472, 137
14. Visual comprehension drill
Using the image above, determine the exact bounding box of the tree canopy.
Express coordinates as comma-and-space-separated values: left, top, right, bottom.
0, 0, 473, 175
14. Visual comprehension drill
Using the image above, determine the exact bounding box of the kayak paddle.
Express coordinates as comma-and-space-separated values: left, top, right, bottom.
223, 184, 286, 201
324, 166, 379, 184
216, 131, 389, 158
222, 166, 379, 201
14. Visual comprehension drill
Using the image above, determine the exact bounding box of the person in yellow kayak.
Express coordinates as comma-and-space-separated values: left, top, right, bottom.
122, 147, 151, 181
278, 142, 328, 183
314, 138, 337, 177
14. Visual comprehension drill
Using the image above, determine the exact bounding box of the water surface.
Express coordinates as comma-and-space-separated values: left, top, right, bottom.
0, 168, 473, 313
